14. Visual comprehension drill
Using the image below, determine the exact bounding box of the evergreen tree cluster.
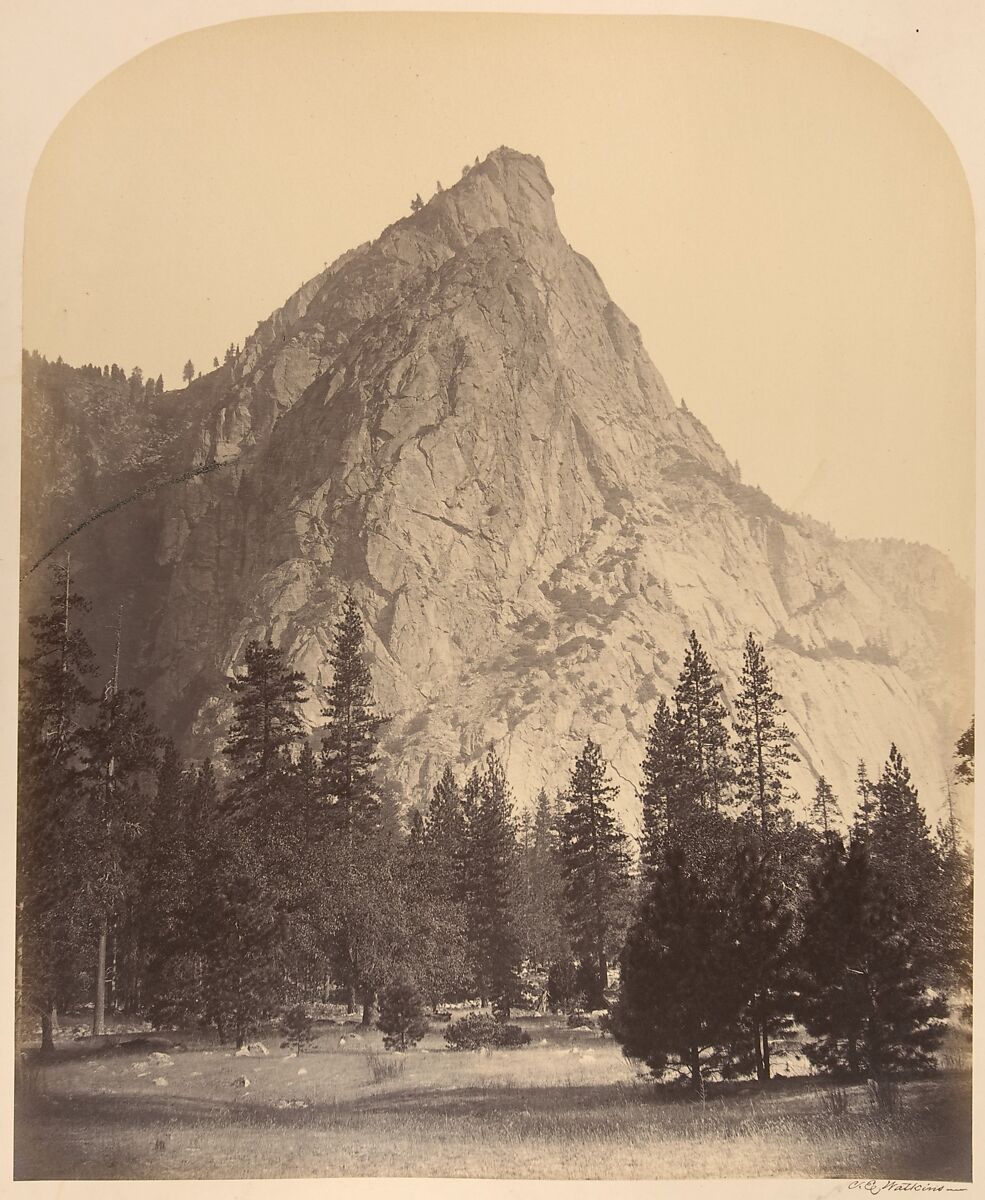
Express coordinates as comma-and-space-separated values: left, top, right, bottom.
23, 349, 165, 399
17, 573, 971, 1084
617, 629, 970, 1088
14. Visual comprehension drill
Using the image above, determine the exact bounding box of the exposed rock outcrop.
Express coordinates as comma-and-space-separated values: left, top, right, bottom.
21, 148, 972, 831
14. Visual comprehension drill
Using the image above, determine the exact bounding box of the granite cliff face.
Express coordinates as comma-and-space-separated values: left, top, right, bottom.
22, 148, 973, 830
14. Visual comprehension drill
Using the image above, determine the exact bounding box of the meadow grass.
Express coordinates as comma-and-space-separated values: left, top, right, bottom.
14, 1018, 971, 1181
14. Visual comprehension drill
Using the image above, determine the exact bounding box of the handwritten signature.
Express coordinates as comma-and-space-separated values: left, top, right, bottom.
848, 1183, 967, 1195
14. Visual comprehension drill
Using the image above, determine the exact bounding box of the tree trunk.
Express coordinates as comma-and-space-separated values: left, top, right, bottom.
108, 930, 117, 1012
761, 1021, 771, 1081
346, 981, 356, 1014
93, 921, 107, 1037
40, 1009, 54, 1055
847, 1035, 860, 1077
595, 948, 608, 1009
753, 1022, 764, 1080
361, 990, 376, 1027
689, 1044, 702, 1092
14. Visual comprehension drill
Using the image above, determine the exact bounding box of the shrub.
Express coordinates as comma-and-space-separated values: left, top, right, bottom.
444, 1013, 530, 1051
367, 1052, 406, 1083
494, 1023, 531, 1048
279, 1006, 317, 1056
444, 1013, 498, 1050
377, 976, 430, 1051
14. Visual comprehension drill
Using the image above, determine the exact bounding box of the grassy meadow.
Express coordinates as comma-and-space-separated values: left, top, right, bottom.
14, 1013, 971, 1181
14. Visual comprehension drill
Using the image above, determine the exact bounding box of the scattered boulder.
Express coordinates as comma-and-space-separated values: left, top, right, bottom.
248, 1042, 269, 1056
148, 1052, 174, 1067
297, 1067, 307, 1076
153, 1076, 168, 1087
231, 1075, 250, 1089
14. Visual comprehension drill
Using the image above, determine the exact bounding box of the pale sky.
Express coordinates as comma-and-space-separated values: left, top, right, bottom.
22, 13, 975, 580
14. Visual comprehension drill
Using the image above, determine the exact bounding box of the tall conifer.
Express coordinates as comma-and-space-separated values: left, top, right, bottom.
558, 740, 631, 1008
638, 694, 683, 876
733, 633, 798, 835
17, 563, 94, 1050
320, 591, 388, 844
468, 750, 523, 1015
673, 631, 733, 810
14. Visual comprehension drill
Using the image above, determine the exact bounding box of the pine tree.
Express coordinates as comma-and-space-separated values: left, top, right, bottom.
733, 633, 798, 836
673, 630, 734, 810
612, 824, 749, 1090
869, 745, 942, 976
128, 366, 143, 401
319, 591, 390, 1022
182, 359, 194, 386
396, 828, 468, 1006
378, 974, 430, 1050
468, 750, 523, 1015
730, 833, 798, 1081
934, 796, 972, 994
851, 760, 877, 844
320, 591, 388, 846
424, 765, 468, 899
797, 837, 947, 1077
17, 563, 94, 1050
155, 374, 164, 395
638, 694, 683, 876
809, 776, 842, 846
138, 743, 200, 1025
730, 635, 800, 1082
558, 740, 631, 1009
77, 672, 161, 1035
519, 788, 567, 973
204, 642, 309, 1044
223, 639, 307, 822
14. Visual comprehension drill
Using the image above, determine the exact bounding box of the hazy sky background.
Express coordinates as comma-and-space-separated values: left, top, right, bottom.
22, 13, 975, 579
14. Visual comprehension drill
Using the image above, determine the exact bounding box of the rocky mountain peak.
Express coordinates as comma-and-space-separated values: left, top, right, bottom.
22, 148, 973, 831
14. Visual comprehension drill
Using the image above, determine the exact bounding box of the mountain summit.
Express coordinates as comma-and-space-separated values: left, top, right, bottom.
22, 147, 972, 824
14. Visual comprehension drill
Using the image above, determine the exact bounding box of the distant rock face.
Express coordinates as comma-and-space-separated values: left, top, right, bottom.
22, 147, 973, 831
